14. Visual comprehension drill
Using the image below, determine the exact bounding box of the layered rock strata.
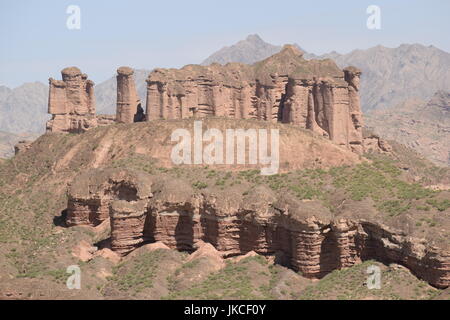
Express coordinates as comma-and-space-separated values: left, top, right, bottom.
65, 168, 449, 288
47, 67, 97, 133
46, 66, 144, 133
66, 169, 153, 227
146, 45, 364, 153
116, 67, 144, 124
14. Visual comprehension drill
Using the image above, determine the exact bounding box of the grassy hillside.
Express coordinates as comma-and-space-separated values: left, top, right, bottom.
0, 119, 448, 299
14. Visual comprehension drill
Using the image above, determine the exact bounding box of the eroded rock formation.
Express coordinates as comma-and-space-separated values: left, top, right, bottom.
146, 45, 364, 153
362, 129, 393, 154
46, 49, 368, 156
65, 168, 449, 288
46, 66, 145, 133
47, 67, 97, 133
14, 140, 32, 155
66, 169, 153, 228
116, 67, 144, 124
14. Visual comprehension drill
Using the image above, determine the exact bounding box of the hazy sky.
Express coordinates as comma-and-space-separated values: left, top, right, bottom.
1, 0, 449, 87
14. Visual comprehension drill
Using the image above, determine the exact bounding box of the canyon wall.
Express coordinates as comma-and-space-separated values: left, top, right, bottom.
65, 168, 449, 288
146, 45, 364, 153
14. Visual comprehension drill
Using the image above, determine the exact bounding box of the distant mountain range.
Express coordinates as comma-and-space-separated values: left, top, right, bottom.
0, 82, 49, 134
366, 90, 450, 167
316, 44, 450, 112
201, 35, 450, 113
1, 34, 449, 165
201, 34, 306, 66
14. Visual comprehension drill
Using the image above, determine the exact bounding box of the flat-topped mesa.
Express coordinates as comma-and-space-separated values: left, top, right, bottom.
47, 67, 97, 133
116, 66, 145, 124
145, 44, 364, 153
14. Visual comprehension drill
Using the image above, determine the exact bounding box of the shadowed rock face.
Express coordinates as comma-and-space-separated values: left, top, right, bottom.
146, 45, 364, 153
65, 168, 449, 289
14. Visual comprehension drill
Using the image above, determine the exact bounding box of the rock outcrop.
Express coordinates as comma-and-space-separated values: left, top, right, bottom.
362, 129, 393, 154
116, 67, 144, 124
146, 45, 364, 153
46, 66, 145, 133
46, 49, 366, 156
47, 67, 97, 133
65, 168, 450, 288
14, 140, 32, 155
66, 168, 153, 228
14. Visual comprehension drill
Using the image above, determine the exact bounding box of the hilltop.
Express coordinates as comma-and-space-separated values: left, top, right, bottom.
0, 118, 449, 299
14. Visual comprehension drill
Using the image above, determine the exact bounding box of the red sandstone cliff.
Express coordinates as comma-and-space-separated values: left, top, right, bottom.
44, 47, 377, 155
47, 67, 97, 133
146, 45, 364, 153
65, 168, 449, 289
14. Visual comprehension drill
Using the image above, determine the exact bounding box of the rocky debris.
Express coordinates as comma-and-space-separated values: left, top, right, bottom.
362, 129, 393, 154
14, 140, 32, 155
146, 45, 364, 153
124, 242, 171, 261
96, 268, 113, 280
93, 218, 111, 234
47, 67, 97, 133
96, 114, 116, 126
95, 248, 121, 264
187, 240, 225, 270
116, 67, 144, 124
140, 242, 171, 251
427, 90, 450, 112
72, 240, 98, 262
426, 184, 450, 191
232, 250, 259, 263
65, 168, 450, 288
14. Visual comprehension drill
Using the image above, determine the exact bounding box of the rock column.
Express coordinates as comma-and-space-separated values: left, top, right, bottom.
47, 67, 97, 133
344, 67, 364, 154
116, 66, 143, 124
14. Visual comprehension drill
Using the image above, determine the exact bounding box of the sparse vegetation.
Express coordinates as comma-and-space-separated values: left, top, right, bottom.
108, 250, 165, 293
0, 119, 448, 300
